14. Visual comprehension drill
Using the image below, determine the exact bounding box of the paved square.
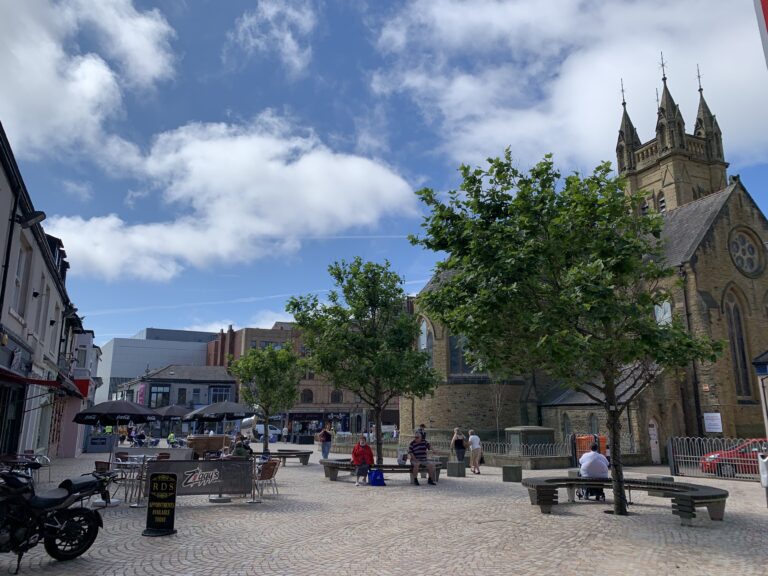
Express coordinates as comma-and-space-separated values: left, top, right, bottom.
4, 445, 767, 576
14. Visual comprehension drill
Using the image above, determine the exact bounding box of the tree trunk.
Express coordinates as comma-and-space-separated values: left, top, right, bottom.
606, 407, 628, 516
262, 411, 270, 454
373, 407, 384, 466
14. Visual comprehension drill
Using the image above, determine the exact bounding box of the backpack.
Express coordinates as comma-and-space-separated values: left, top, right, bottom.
368, 468, 386, 486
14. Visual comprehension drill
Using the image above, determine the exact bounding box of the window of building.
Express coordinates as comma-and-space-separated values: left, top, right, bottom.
657, 193, 666, 213
419, 319, 434, 367
641, 203, 649, 215
125, 389, 134, 402
589, 414, 599, 435
301, 389, 313, 403
177, 388, 187, 405
49, 304, 59, 353
209, 386, 231, 403
654, 301, 672, 325
250, 339, 257, 349
562, 414, 572, 439
34, 273, 45, 335
76, 347, 87, 367
449, 335, 473, 374
260, 341, 282, 350
11, 237, 32, 316
192, 388, 201, 404
330, 390, 343, 404
725, 292, 752, 398
149, 385, 170, 408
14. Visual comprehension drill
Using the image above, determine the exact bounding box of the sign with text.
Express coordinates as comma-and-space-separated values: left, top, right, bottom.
703, 412, 723, 433
146, 460, 252, 496
143, 473, 177, 537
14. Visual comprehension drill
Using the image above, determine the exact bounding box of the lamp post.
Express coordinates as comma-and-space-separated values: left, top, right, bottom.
751, 351, 768, 438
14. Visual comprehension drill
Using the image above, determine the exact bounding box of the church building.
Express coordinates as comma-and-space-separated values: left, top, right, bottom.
405, 72, 768, 463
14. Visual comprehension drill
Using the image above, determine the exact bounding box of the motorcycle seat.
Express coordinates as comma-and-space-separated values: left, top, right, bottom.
29, 488, 70, 508
59, 475, 100, 494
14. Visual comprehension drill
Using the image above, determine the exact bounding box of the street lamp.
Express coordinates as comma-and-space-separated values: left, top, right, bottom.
751, 351, 768, 437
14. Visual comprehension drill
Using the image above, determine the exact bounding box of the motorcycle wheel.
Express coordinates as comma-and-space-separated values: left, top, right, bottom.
43, 509, 100, 561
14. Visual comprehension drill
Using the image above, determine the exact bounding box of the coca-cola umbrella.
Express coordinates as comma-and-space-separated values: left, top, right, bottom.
73, 400, 159, 426
154, 404, 190, 421
183, 401, 256, 434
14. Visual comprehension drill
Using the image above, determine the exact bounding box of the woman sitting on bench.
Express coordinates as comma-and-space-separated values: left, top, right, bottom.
578, 443, 609, 501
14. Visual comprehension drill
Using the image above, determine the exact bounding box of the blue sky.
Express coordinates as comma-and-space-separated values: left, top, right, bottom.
1, 0, 767, 345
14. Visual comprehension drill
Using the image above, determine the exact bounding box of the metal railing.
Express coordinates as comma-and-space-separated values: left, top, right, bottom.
668, 436, 768, 482
416, 438, 571, 458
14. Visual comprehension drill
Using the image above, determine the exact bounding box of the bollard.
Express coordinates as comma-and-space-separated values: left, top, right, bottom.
502, 465, 522, 482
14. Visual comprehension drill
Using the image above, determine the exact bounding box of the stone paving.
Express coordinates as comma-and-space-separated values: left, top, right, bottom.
3, 444, 767, 576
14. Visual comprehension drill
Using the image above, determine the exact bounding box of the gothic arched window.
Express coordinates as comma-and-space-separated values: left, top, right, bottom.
725, 292, 752, 398
449, 335, 472, 374
419, 319, 434, 367
301, 388, 314, 403
657, 193, 666, 213
562, 413, 572, 440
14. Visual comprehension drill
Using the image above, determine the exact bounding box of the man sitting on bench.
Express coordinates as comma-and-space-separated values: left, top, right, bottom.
579, 443, 609, 501
408, 431, 436, 486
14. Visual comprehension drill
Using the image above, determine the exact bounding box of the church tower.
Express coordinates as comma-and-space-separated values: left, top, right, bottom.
617, 66, 728, 212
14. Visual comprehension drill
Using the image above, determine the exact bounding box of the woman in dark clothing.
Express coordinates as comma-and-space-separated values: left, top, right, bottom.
451, 428, 467, 463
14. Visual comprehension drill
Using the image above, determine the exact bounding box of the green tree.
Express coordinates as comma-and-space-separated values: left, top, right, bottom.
287, 257, 440, 465
412, 151, 720, 515
228, 346, 302, 454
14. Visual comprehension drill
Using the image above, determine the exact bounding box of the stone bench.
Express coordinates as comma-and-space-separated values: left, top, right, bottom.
319, 459, 442, 483
521, 476, 728, 526
269, 450, 313, 465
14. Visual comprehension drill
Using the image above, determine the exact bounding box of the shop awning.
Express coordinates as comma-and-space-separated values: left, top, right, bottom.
0, 366, 83, 398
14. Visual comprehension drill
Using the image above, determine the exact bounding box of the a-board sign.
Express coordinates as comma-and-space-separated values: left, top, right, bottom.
142, 472, 177, 537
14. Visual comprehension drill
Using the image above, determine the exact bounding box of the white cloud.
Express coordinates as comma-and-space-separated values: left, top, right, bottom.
0, 0, 173, 160
224, 0, 317, 77
62, 180, 93, 202
46, 112, 418, 281
248, 309, 294, 329
373, 0, 768, 170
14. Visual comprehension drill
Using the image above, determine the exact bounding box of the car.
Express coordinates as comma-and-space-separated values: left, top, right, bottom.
699, 438, 768, 477
240, 418, 282, 441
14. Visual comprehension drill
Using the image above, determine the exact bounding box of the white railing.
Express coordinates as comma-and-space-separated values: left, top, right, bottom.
669, 436, 767, 482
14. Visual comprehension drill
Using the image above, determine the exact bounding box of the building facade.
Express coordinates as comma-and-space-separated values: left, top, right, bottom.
408, 75, 768, 460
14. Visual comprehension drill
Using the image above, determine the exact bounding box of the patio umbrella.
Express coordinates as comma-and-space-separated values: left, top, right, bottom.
184, 401, 257, 435
183, 401, 256, 422
73, 400, 158, 426
155, 404, 190, 421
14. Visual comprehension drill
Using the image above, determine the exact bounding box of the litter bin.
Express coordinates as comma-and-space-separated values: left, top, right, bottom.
759, 452, 768, 508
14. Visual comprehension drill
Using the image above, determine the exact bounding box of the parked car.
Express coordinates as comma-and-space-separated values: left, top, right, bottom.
699, 438, 768, 477
240, 418, 282, 441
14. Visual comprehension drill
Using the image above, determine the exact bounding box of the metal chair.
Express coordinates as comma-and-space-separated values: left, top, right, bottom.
254, 459, 280, 498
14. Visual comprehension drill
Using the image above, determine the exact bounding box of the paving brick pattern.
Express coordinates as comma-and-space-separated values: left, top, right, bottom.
3, 445, 767, 575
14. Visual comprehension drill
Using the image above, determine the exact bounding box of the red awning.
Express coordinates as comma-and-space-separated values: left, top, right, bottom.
0, 366, 83, 398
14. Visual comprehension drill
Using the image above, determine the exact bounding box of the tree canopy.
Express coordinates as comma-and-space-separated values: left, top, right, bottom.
228, 345, 302, 453
287, 257, 440, 464
412, 151, 720, 514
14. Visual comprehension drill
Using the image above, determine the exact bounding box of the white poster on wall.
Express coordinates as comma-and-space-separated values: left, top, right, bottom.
703, 412, 723, 433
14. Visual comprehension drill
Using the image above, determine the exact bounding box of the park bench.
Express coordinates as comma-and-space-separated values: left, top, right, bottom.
257, 450, 313, 465
521, 476, 729, 526
319, 458, 442, 483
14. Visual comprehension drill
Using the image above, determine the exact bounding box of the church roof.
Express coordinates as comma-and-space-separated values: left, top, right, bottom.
660, 182, 737, 266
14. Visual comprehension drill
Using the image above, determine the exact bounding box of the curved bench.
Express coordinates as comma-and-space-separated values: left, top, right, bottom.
319, 458, 442, 482
274, 450, 313, 465
521, 476, 728, 526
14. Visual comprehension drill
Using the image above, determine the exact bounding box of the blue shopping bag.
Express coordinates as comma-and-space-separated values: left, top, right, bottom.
368, 468, 386, 486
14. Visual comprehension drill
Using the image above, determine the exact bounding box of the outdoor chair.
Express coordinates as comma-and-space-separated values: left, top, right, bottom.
255, 459, 280, 498
95, 460, 111, 473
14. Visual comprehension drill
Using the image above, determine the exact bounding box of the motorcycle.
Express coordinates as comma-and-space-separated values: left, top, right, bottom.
0, 461, 117, 573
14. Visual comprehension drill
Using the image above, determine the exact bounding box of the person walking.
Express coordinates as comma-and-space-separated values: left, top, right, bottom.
351, 435, 374, 486
468, 429, 482, 474
319, 425, 333, 460
450, 428, 466, 464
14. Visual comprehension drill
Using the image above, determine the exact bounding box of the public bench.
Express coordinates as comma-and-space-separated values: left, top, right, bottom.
521, 476, 729, 526
186, 435, 231, 459
319, 458, 442, 483
259, 450, 313, 465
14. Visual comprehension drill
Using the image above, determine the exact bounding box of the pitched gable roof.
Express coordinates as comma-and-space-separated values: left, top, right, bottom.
661, 183, 736, 266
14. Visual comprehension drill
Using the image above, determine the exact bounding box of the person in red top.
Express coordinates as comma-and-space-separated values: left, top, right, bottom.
351, 435, 374, 486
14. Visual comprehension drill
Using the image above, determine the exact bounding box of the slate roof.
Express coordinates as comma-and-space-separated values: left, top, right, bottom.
134, 365, 234, 383
539, 377, 640, 407
660, 183, 736, 266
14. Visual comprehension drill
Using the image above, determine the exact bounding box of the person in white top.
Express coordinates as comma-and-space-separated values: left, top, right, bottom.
467, 430, 482, 474
578, 443, 610, 501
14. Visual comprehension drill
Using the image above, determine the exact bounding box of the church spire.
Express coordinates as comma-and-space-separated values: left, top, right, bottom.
655, 53, 685, 152
616, 79, 640, 173
693, 65, 724, 162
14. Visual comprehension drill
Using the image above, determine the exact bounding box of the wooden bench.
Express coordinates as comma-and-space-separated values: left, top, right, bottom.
521, 476, 729, 526
319, 458, 442, 482
258, 450, 313, 465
